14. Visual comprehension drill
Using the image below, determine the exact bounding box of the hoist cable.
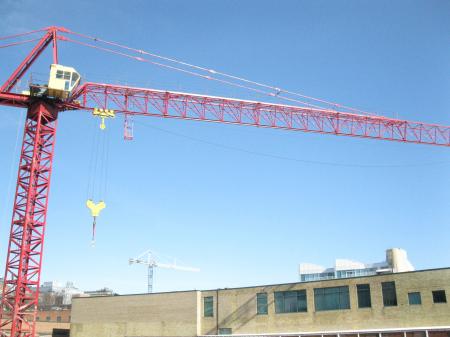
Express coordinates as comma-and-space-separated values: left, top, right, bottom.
0, 38, 41, 49
62, 37, 333, 111
65, 30, 379, 116
0, 28, 47, 41
135, 119, 450, 169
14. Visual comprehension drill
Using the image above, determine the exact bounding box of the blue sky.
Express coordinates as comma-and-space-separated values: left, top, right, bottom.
0, 0, 449, 294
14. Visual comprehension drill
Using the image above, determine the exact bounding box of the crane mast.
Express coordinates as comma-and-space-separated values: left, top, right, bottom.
0, 26, 449, 337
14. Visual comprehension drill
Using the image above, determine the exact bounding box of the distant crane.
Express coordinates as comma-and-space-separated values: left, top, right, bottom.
129, 250, 200, 293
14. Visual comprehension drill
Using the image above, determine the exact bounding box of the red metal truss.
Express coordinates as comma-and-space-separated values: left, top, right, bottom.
0, 102, 58, 337
1, 25, 450, 337
0, 28, 57, 93
73, 83, 450, 147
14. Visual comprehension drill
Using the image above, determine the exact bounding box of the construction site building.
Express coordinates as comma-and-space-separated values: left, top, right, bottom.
70, 267, 450, 337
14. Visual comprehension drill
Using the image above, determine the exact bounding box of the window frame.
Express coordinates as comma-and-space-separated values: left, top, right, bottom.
274, 290, 307, 314
314, 285, 351, 311
381, 281, 398, 307
256, 292, 268, 315
356, 284, 372, 308
432, 290, 447, 303
218, 328, 232, 335
408, 292, 422, 305
203, 296, 214, 317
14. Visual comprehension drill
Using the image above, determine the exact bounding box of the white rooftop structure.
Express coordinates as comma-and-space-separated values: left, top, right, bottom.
299, 248, 414, 282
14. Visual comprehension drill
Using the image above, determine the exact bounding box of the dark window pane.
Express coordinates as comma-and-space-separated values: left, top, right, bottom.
406, 332, 426, 337
219, 328, 232, 335
382, 281, 397, 306
56, 70, 63, 79
408, 292, 422, 305
357, 284, 371, 308
432, 290, 447, 303
382, 333, 404, 337
204, 296, 214, 317
257, 292, 268, 315
314, 286, 350, 311
429, 331, 450, 337
274, 290, 307, 313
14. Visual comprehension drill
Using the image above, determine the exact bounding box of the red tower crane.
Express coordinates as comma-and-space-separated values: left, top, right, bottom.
0, 26, 449, 337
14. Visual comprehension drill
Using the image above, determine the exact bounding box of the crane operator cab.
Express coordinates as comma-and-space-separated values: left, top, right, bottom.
27, 64, 81, 99
47, 64, 81, 99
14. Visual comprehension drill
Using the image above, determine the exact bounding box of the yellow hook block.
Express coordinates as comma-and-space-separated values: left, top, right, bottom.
86, 199, 106, 217
92, 108, 115, 130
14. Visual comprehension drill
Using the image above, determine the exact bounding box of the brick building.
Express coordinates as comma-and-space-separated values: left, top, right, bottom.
70, 268, 450, 337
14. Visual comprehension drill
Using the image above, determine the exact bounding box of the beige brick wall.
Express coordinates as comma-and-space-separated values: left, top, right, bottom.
70, 291, 200, 337
70, 269, 450, 337
204, 269, 450, 334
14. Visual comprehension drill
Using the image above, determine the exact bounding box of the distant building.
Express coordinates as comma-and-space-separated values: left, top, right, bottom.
299, 248, 414, 282
83, 287, 116, 297
35, 309, 70, 337
39, 281, 84, 309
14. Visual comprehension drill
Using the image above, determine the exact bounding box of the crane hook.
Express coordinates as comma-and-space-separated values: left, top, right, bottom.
86, 199, 106, 246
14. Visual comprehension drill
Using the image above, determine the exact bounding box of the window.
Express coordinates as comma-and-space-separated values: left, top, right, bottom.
432, 290, 447, 303
36, 317, 40, 321
218, 328, 232, 335
274, 290, 307, 313
204, 296, 214, 317
357, 284, 371, 308
382, 282, 397, 306
408, 292, 421, 305
56, 316, 62, 322
314, 286, 350, 311
257, 292, 268, 315
46, 316, 50, 321
71, 72, 80, 86
56, 70, 64, 79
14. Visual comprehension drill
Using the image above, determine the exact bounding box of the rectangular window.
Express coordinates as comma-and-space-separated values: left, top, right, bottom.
56, 70, 63, 79
56, 316, 62, 322
382, 281, 397, 306
274, 290, 307, 313
357, 284, 371, 308
257, 292, 268, 314
218, 328, 232, 335
408, 292, 422, 305
204, 296, 214, 317
432, 290, 447, 303
46, 316, 50, 321
314, 286, 350, 311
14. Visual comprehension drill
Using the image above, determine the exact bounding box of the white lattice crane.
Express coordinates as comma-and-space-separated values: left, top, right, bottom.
129, 250, 200, 293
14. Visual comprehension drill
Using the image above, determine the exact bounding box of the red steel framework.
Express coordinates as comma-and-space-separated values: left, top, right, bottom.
0, 26, 449, 337
73, 83, 450, 146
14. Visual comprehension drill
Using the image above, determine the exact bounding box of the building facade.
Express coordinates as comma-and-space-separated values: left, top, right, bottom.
35, 310, 71, 337
70, 268, 450, 337
299, 248, 414, 282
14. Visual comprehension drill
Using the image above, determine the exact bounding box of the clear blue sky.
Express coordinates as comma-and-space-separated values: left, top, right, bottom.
0, 0, 449, 294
